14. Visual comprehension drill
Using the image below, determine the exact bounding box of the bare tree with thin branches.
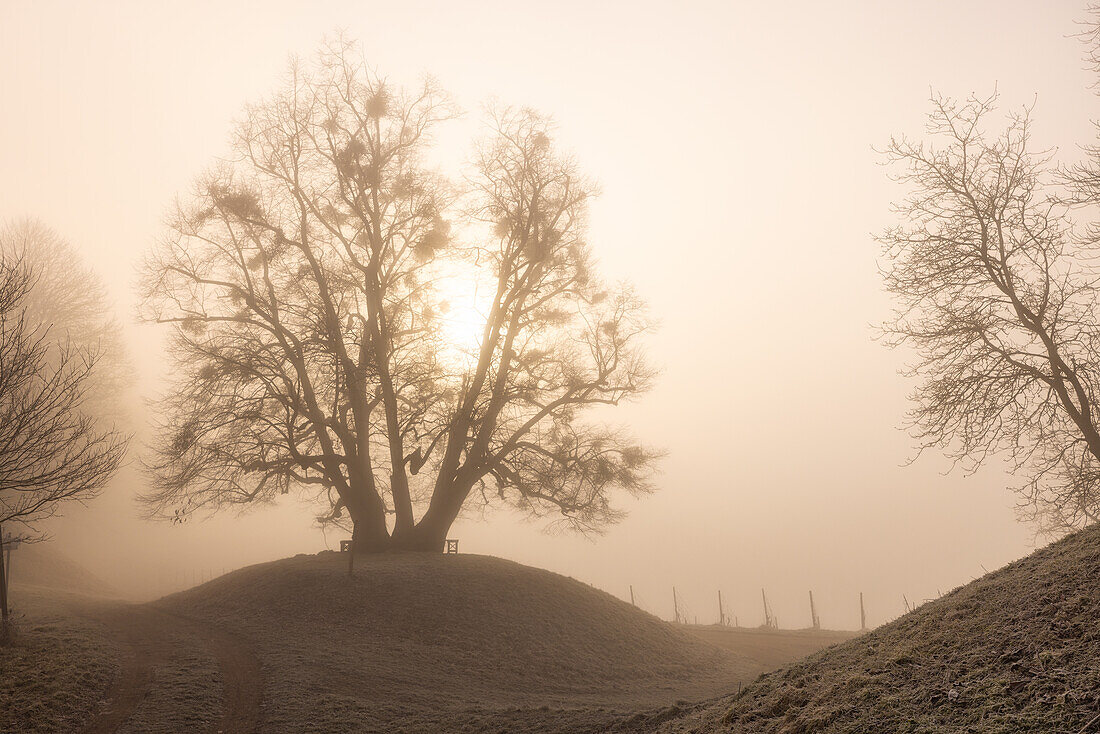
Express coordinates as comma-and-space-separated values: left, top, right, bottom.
140, 42, 660, 552
0, 255, 128, 641
880, 91, 1100, 534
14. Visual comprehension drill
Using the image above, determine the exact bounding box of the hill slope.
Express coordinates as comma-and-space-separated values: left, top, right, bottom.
652, 524, 1100, 733
10, 542, 117, 597
159, 551, 757, 733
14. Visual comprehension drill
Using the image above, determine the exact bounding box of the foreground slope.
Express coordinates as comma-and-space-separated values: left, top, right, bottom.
160, 551, 756, 733
653, 524, 1100, 733
0, 588, 119, 734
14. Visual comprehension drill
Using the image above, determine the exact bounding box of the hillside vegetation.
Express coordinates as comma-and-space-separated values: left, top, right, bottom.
160, 551, 756, 733
652, 524, 1100, 733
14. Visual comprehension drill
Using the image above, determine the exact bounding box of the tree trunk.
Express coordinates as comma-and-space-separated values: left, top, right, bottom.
345, 486, 390, 553
351, 516, 390, 553
390, 520, 448, 552
395, 477, 472, 552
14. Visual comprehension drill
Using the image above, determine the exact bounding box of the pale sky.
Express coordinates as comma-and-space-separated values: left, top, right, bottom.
2, 0, 1096, 628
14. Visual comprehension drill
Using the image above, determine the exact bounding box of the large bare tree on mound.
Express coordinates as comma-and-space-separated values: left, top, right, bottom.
140, 45, 660, 552
881, 92, 1100, 534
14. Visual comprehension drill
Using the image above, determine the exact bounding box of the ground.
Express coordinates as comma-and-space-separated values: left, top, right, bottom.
0, 547, 851, 733
0, 588, 117, 733
649, 522, 1100, 733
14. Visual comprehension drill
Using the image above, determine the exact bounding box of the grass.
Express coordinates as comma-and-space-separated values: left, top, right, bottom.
0, 544, 867, 732
0, 588, 119, 734
650, 523, 1100, 733
160, 551, 758, 733
115, 633, 223, 734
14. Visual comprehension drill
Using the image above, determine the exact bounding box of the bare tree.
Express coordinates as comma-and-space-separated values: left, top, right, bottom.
0, 219, 131, 422
140, 43, 660, 552
0, 259, 128, 529
881, 92, 1100, 534
0, 255, 128, 641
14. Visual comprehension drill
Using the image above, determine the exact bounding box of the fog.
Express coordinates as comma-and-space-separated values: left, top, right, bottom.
2, 0, 1091, 630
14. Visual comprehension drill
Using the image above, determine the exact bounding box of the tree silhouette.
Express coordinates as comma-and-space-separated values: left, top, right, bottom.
881, 92, 1100, 533
0, 254, 128, 641
0, 219, 131, 422
141, 43, 660, 551
0, 253, 128, 532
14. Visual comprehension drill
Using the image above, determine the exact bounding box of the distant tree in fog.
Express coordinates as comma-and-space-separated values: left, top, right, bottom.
0, 219, 131, 422
0, 254, 128, 533
881, 91, 1100, 534
140, 41, 660, 552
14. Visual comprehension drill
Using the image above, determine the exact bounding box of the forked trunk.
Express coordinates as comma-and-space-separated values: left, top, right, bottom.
393, 476, 472, 552
346, 476, 472, 553
389, 518, 449, 552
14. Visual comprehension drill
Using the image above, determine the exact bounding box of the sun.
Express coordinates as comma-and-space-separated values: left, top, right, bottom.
431, 261, 492, 372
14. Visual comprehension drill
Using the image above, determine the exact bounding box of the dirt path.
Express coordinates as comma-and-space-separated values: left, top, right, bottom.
74, 601, 261, 734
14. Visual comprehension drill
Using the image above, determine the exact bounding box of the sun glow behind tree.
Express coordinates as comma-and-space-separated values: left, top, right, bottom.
428, 258, 493, 375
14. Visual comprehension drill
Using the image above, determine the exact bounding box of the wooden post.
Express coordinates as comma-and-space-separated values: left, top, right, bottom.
903, 594, 911, 614
860, 592, 867, 631
809, 590, 820, 629
672, 587, 681, 625
761, 588, 773, 629
718, 590, 725, 626
347, 536, 355, 578
0, 522, 9, 643
629, 585, 635, 607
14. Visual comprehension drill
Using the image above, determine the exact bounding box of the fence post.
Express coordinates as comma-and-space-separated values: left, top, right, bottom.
0, 522, 9, 643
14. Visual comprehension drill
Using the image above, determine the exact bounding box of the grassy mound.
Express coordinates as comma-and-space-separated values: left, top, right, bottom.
653, 524, 1100, 733
160, 551, 755, 733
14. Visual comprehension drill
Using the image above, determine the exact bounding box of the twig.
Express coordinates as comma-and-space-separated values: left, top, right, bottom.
1077, 711, 1100, 734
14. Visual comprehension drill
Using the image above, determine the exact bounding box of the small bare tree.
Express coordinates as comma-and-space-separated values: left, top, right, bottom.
880, 92, 1100, 534
0, 256, 128, 641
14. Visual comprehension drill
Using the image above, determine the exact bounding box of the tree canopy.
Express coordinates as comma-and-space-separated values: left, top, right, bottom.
0, 252, 127, 533
0, 219, 131, 422
140, 44, 660, 551
881, 92, 1100, 533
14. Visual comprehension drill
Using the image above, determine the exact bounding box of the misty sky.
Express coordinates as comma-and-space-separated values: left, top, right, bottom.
2, 0, 1096, 628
